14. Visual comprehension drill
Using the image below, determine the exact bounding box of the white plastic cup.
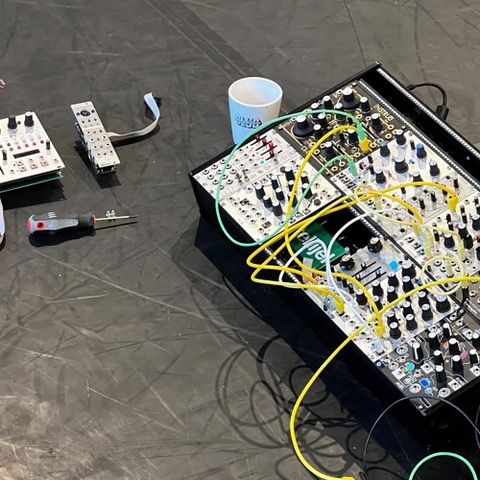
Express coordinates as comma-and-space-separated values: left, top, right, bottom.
228, 77, 283, 144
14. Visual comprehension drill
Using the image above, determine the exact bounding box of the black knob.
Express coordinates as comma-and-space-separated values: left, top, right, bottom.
360, 96, 371, 113
402, 301, 414, 317
284, 166, 295, 182
46, 139, 51, 150
436, 295, 450, 313
389, 321, 401, 340
402, 276, 414, 293
302, 183, 312, 199
431, 192, 437, 204
368, 237, 383, 253
421, 304, 434, 321
372, 280, 383, 298
412, 170, 423, 183
460, 205, 468, 224
458, 222, 468, 239
475, 197, 480, 215
272, 200, 283, 217
255, 182, 265, 199
463, 234, 474, 250
301, 172, 309, 185
7, 115, 17, 130
472, 332, 480, 349
435, 365, 447, 385
263, 195, 272, 209
444, 233, 455, 249
469, 349, 479, 366
453, 175, 459, 189
419, 198, 426, 210
24, 111, 34, 127
316, 113, 329, 129
374, 166, 386, 185
293, 115, 313, 137
395, 129, 407, 146
386, 285, 397, 302
334, 102, 346, 123
373, 295, 383, 310
401, 260, 416, 278
271, 176, 280, 190
356, 290, 368, 306
371, 113, 382, 132
411, 341, 424, 362
387, 271, 399, 287
429, 159, 440, 177
313, 124, 323, 139
472, 213, 480, 231
2, 150, 6, 161
405, 314, 418, 331
428, 331, 440, 351
275, 188, 285, 202
416, 143, 427, 160
340, 254, 355, 271
341, 87, 358, 109
386, 311, 398, 326
322, 95, 334, 110
347, 129, 357, 144
442, 323, 453, 340
417, 291, 430, 307
476, 246, 480, 261
448, 338, 461, 356
433, 349, 443, 365
379, 140, 391, 159
452, 355, 464, 374
322, 141, 335, 160
394, 157, 409, 174
288, 180, 295, 192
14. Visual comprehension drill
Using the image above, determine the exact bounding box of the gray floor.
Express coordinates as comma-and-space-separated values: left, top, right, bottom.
0, 0, 479, 478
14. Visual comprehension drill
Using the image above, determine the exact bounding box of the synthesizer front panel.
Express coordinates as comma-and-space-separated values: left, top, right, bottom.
190, 64, 480, 417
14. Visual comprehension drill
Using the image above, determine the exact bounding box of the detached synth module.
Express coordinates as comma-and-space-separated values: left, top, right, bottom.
189, 63, 480, 419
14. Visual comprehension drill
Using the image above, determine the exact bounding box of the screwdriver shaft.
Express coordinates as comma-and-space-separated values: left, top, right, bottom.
95, 215, 138, 222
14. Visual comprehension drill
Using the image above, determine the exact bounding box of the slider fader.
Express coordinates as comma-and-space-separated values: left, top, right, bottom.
189, 63, 480, 424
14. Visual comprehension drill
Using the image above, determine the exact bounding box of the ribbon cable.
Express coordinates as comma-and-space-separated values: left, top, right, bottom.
106, 92, 161, 143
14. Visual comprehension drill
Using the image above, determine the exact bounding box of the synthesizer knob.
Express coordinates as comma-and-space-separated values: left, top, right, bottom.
472, 332, 480, 349
431, 192, 437, 204
322, 95, 334, 110
394, 157, 409, 174
435, 295, 450, 313
386, 285, 397, 302
453, 175, 459, 189
442, 322, 453, 340
372, 280, 383, 298
272, 200, 283, 217
355, 290, 368, 306
379, 140, 391, 161
389, 322, 401, 340
417, 291, 430, 307
421, 304, 434, 321
7, 115, 17, 130
284, 166, 295, 181
411, 170, 423, 183
24, 111, 34, 127
371, 113, 382, 132
288, 180, 295, 192
460, 205, 468, 224
402, 301, 414, 317
374, 166, 386, 185
341, 87, 358, 109
368, 237, 383, 253
446, 213, 454, 230
458, 222, 468, 239
411, 341, 424, 362
416, 143, 427, 160
395, 129, 407, 146
302, 183, 312, 199
373, 295, 383, 310
386, 311, 399, 326
262, 195, 272, 209
429, 159, 440, 177
340, 254, 355, 271
433, 349, 443, 365
2, 150, 6, 162
405, 314, 418, 331
402, 276, 414, 293
428, 331, 440, 351
275, 187, 285, 202
444, 233, 455, 249
255, 182, 265, 199
46, 140, 51, 151
387, 271, 399, 287
475, 197, 480, 215
347, 129, 358, 144
300, 172, 309, 185
313, 124, 323, 139
435, 365, 447, 386
448, 338, 461, 356
476, 246, 480, 261
360, 96, 371, 113
463, 234, 474, 250
469, 349, 479, 365
401, 260, 416, 278
271, 176, 280, 190
452, 354, 464, 374
322, 141, 335, 160
316, 113, 329, 129
334, 102, 346, 123
293, 115, 313, 137
471, 213, 480, 231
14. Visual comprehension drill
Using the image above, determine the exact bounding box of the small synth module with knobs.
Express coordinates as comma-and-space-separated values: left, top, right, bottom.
189, 63, 480, 420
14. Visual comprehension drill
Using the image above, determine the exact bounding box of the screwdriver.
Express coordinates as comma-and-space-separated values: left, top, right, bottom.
27, 211, 138, 235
